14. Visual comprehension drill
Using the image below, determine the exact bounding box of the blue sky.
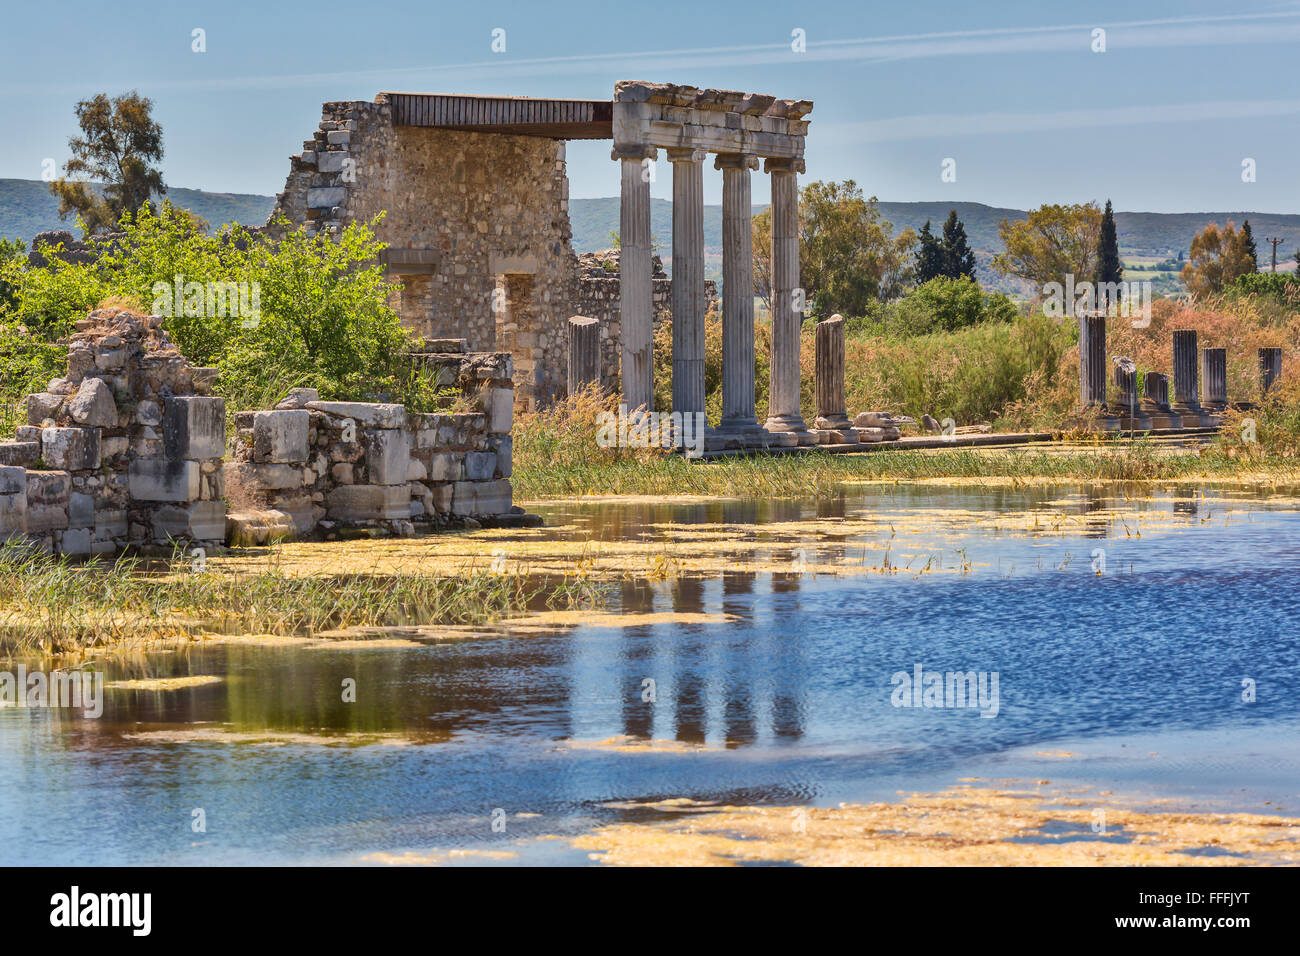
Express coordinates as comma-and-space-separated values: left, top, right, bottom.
3, 0, 1299, 211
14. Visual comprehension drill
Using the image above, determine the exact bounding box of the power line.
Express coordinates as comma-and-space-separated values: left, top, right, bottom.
1264, 236, 1284, 272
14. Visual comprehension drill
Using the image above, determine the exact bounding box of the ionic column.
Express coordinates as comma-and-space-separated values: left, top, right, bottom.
1259, 347, 1282, 395
1171, 329, 1209, 425
668, 148, 707, 425
764, 157, 813, 445
814, 314, 850, 430
1201, 347, 1227, 411
715, 152, 760, 437
614, 145, 656, 417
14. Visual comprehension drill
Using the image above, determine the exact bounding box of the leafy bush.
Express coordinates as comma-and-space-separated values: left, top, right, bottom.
886, 276, 1018, 335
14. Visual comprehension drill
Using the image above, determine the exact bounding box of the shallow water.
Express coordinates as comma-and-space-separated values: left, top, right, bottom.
2, 484, 1298, 865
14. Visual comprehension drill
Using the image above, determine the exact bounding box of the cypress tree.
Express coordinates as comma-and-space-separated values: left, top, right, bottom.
940, 210, 977, 280
914, 220, 945, 284
1241, 219, 1258, 272
1096, 199, 1123, 286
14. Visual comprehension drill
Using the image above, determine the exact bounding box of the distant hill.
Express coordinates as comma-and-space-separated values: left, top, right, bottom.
4, 177, 1298, 293
0, 178, 275, 240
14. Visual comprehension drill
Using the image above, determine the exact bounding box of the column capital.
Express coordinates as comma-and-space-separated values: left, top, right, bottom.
713, 152, 759, 171
611, 143, 658, 162
665, 146, 708, 164
764, 156, 806, 175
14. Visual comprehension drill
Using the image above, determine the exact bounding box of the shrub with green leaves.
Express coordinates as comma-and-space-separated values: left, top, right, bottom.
886, 276, 1019, 335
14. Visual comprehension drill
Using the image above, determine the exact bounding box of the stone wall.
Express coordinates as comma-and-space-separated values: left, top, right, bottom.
225, 342, 521, 541
267, 97, 578, 412
573, 249, 718, 393
0, 309, 225, 555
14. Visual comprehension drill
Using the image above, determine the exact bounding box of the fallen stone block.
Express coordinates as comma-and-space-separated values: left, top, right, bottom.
129, 459, 201, 502
226, 510, 297, 547
163, 396, 226, 461
306, 401, 405, 429
275, 387, 319, 410
66, 377, 118, 427
41, 427, 100, 471
26, 392, 63, 425
253, 409, 310, 463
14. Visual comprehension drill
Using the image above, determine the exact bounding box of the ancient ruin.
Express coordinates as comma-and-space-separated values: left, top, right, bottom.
268, 81, 812, 451
0, 308, 524, 556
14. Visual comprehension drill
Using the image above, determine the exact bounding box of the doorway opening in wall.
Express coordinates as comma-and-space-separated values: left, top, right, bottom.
495, 272, 537, 411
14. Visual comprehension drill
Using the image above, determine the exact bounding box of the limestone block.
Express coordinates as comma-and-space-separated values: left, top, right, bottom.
136, 399, 162, 426
326, 484, 409, 521
0, 491, 26, 536
494, 436, 513, 478
428, 452, 462, 482
101, 436, 128, 459
483, 387, 514, 434
153, 500, 227, 541
464, 451, 496, 481
129, 459, 201, 502
0, 442, 39, 468
0, 466, 26, 496
275, 387, 319, 410
452, 479, 512, 517
163, 396, 226, 461
223, 461, 304, 492
307, 401, 405, 428
69, 492, 95, 528
26, 470, 71, 532
362, 428, 409, 486
317, 153, 347, 173
66, 377, 118, 428
331, 463, 354, 484
307, 187, 346, 208
14, 426, 41, 443
253, 410, 310, 463
95, 510, 128, 540
226, 510, 297, 547
58, 528, 93, 556
41, 427, 101, 471
431, 484, 453, 514
26, 392, 63, 425
406, 457, 427, 481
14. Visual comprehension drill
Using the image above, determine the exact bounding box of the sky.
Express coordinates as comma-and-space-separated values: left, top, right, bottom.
2, 0, 1300, 212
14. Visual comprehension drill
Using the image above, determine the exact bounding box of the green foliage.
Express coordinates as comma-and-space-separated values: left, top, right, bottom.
886, 276, 1018, 335
0, 238, 27, 313
0, 201, 427, 417
913, 220, 945, 284
1229, 270, 1300, 300
1240, 219, 1258, 272
1096, 199, 1123, 287
940, 210, 977, 281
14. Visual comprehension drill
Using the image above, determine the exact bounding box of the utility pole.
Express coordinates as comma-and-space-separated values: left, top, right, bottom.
1265, 236, 1284, 272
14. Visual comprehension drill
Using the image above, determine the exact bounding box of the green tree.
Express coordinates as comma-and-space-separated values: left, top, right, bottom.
993, 202, 1102, 288
0, 238, 26, 314
1095, 199, 1123, 309
50, 91, 165, 235
1240, 219, 1258, 272
913, 220, 945, 284
940, 210, 977, 281
1181, 221, 1255, 297
889, 275, 1017, 335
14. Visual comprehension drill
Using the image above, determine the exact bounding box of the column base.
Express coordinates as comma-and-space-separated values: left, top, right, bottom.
1140, 403, 1183, 430
1171, 403, 1218, 428
765, 415, 817, 446
1114, 408, 1154, 432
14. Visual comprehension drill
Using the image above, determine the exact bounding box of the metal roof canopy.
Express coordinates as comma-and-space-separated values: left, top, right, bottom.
382, 92, 613, 139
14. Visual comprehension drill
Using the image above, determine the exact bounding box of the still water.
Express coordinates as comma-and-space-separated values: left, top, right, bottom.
2, 485, 1298, 864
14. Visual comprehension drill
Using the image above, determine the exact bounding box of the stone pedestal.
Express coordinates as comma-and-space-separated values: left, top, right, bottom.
1171, 329, 1214, 427
1201, 347, 1227, 419
1079, 314, 1119, 430
1259, 347, 1282, 396
616, 148, 655, 417
812, 314, 852, 442
1139, 371, 1182, 429
763, 157, 814, 446
567, 316, 600, 397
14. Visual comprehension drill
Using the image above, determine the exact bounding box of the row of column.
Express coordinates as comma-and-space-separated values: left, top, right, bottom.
1078, 317, 1283, 426
617, 146, 811, 446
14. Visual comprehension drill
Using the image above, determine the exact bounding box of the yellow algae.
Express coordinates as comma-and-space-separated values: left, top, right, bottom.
572, 782, 1300, 866
500, 610, 735, 631
120, 727, 428, 747
1034, 750, 1079, 758
105, 675, 224, 691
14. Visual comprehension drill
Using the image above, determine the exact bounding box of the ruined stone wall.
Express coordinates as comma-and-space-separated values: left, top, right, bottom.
268, 98, 577, 412
0, 309, 226, 556
225, 342, 519, 541
573, 249, 718, 393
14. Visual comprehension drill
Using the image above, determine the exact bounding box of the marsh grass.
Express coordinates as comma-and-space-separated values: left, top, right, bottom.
513, 439, 1300, 500
0, 542, 598, 657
